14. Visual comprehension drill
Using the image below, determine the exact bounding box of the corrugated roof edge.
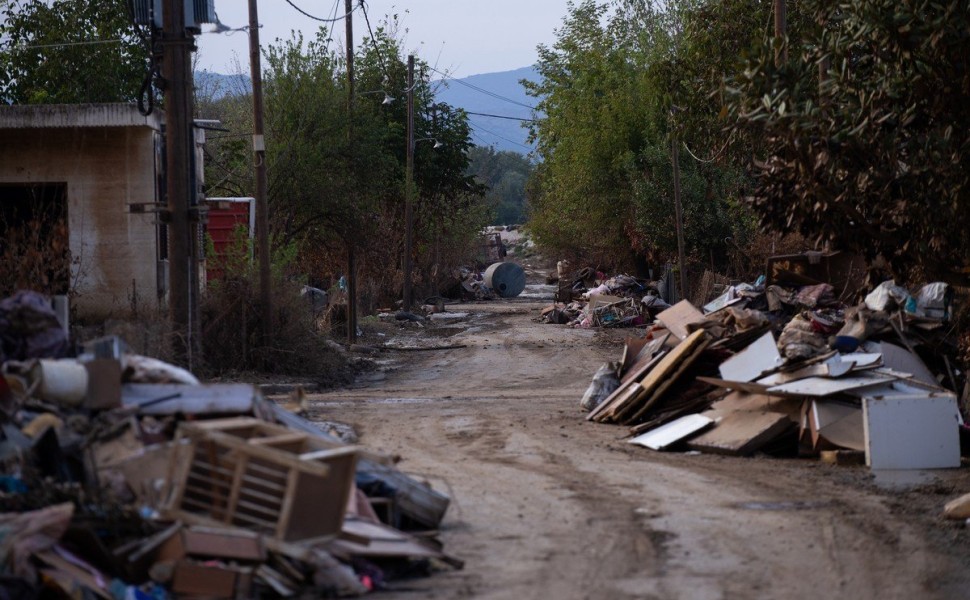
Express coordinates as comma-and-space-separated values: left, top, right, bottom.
0, 103, 162, 130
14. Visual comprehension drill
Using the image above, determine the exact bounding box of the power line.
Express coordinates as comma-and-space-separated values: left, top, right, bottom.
429, 65, 535, 110
466, 110, 535, 122
470, 123, 534, 151
4, 38, 125, 51
282, 0, 357, 22
359, 0, 392, 85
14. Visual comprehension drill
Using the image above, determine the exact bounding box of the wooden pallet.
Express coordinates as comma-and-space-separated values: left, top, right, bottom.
164, 418, 359, 543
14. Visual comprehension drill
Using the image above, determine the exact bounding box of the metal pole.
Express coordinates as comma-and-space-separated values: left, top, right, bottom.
774, 0, 787, 66
161, 0, 196, 366
248, 0, 273, 356
345, 0, 358, 343
403, 54, 415, 311
671, 130, 687, 302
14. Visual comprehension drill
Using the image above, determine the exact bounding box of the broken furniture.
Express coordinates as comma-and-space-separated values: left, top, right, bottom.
164, 418, 359, 542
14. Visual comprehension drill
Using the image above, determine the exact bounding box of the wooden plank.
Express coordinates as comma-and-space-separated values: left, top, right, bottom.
594, 383, 644, 422
622, 339, 710, 423
623, 334, 670, 379
590, 383, 643, 423
656, 300, 705, 341
620, 346, 668, 385
697, 376, 772, 394
249, 433, 308, 447
687, 412, 792, 456
606, 331, 707, 418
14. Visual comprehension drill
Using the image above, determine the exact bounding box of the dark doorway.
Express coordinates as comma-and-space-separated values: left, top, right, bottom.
0, 183, 70, 296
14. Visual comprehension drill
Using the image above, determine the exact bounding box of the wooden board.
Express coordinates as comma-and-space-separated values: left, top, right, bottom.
686, 412, 792, 456
655, 300, 705, 341
621, 338, 669, 384
705, 391, 802, 423
589, 382, 643, 422
622, 339, 710, 423
697, 376, 771, 394
599, 330, 707, 422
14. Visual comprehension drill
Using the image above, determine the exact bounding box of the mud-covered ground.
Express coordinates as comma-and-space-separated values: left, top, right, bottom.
296, 280, 970, 600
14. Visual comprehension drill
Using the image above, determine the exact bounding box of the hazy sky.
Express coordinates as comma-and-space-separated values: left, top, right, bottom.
195, 1, 573, 78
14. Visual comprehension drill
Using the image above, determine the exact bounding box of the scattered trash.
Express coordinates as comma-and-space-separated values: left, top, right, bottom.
0, 291, 458, 599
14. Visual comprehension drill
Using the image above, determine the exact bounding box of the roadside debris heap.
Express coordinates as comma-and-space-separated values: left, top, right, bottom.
0, 293, 458, 599
580, 270, 967, 469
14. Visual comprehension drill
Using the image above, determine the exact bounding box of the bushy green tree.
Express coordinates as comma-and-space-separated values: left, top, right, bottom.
467, 146, 535, 225
0, 0, 146, 104
525, 0, 751, 272
727, 0, 970, 284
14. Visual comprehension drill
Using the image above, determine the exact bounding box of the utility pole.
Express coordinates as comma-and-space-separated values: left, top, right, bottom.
248, 0, 273, 354
161, 0, 198, 367
671, 127, 687, 302
774, 0, 787, 66
344, 0, 358, 343
403, 54, 415, 311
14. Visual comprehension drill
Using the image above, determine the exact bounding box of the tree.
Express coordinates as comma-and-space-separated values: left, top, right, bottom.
201, 22, 486, 306
727, 0, 970, 284
525, 0, 748, 273
467, 146, 535, 225
0, 0, 147, 104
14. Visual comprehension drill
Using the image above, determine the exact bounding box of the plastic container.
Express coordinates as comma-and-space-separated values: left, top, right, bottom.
30, 359, 88, 406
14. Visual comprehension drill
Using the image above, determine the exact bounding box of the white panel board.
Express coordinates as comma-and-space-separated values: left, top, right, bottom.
719, 332, 781, 383
768, 374, 895, 397
862, 395, 961, 469
628, 414, 714, 451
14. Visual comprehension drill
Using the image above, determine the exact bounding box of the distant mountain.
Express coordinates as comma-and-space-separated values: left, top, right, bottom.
194, 66, 543, 155
195, 70, 252, 101
435, 66, 541, 155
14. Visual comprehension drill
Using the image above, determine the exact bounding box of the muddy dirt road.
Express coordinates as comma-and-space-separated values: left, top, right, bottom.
302, 288, 970, 600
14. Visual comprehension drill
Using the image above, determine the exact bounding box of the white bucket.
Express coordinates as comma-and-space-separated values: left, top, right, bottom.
31, 359, 89, 406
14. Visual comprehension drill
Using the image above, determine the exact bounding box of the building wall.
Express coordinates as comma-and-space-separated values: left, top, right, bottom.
0, 126, 159, 318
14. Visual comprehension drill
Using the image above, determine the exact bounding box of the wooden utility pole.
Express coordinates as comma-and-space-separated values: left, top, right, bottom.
671, 127, 687, 302
774, 0, 787, 66
344, 0, 358, 342
161, 0, 198, 367
403, 54, 415, 311
248, 0, 273, 352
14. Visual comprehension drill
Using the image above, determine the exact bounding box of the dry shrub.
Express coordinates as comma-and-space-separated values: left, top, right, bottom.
0, 208, 72, 299
200, 232, 350, 381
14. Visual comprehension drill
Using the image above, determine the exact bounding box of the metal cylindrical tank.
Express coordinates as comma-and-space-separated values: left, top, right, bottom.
484, 262, 525, 298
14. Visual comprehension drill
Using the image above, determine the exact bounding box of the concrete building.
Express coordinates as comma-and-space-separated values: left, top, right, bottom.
0, 103, 165, 318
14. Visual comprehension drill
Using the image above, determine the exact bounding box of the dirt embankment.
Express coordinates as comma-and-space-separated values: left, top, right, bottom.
302, 293, 970, 600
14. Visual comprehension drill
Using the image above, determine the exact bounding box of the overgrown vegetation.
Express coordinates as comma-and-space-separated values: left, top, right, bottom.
200, 226, 348, 380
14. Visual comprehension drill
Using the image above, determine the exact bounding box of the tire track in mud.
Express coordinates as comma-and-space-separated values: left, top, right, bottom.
303, 300, 970, 600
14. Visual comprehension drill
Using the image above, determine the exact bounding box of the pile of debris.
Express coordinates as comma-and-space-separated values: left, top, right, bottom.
541, 269, 669, 328
0, 293, 458, 598
581, 267, 967, 469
